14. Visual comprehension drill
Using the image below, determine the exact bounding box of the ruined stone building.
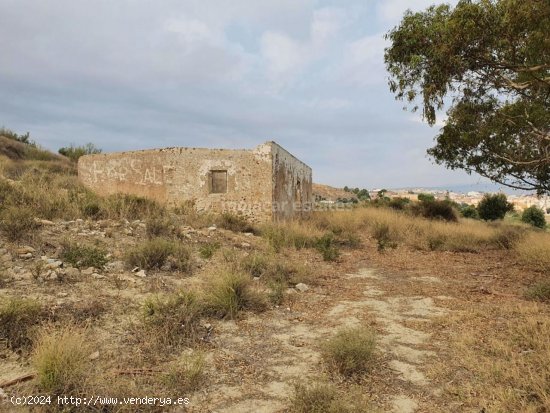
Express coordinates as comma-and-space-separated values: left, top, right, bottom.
78, 141, 312, 221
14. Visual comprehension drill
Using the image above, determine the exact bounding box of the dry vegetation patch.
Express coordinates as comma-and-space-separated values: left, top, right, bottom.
433, 302, 550, 412
321, 327, 376, 377
32, 327, 92, 395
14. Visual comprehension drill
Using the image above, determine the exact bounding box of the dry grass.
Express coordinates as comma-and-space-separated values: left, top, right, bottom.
0, 297, 43, 350
515, 232, 550, 273
524, 281, 550, 302
203, 271, 267, 319
141, 291, 203, 348
162, 351, 206, 393
259, 220, 324, 252
32, 327, 92, 395
290, 382, 371, 413
125, 238, 193, 272
321, 327, 376, 377
61, 241, 109, 269
433, 302, 550, 412
0, 205, 39, 241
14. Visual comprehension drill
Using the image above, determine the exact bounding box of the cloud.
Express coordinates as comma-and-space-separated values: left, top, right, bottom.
259, 7, 348, 90
338, 32, 388, 87
0, 0, 481, 189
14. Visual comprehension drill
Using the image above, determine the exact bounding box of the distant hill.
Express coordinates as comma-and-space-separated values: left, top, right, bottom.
312, 183, 357, 202
0, 135, 68, 163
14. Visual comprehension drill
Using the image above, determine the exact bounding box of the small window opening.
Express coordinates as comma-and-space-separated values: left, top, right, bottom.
210, 170, 227, 193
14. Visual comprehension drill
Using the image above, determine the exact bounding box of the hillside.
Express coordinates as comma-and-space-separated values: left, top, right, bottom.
312, 182, 357, 201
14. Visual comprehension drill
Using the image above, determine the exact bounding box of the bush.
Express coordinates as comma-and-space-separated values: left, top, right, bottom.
315, 233, 340, 261
0, 205, 39, 241
0, 297, 43, 350
321, 327, 376, 377
58, 143, 102, 162
198, 242, 220, 259
461, 204, 479, 219
163, 352, 206, 393
388, 197, 410, 210
32, 327, 91, 395
241, 253, 310, 287
81, 201, 101, 218
61, 242, 108, 269
478, 193, 514, 221
521, 206, 546, 229
203, 272, 266, 319
0, 127, 32, 144
142, 291, 203, 347
268, 281, 286, 305
372, 222, 397, 251
525, 281, 550, 302
419, 200, 458, 222
125, 238, 192, 272
146, 216, 173, 238
417, 193, 435, 202
490, 226, 524, 250
216, 212, 255, 233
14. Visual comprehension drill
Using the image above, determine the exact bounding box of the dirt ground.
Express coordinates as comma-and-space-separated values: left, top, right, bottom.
0, 218, 548, 412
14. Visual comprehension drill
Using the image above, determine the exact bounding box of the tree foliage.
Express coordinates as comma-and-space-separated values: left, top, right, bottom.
58, 143, 102, 162
521, 205, 546, 228
385, 0, 550, 193
477, 193, 513, 220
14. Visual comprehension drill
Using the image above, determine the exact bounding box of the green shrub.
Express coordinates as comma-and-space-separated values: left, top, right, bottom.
0, 205, 39, 241
204, 272, 266, 319
198, 242, 220, 259
142, 291, 203, 347
461, 204, 479, 219
0, 297, 43, 350
315, 233, 340, 261
419, 200, 458, 222
478, 193, 514, 221
521, 206, 546, 229
125, 238, 192, 272
216, 212, 256, 233
163, 352, 206, 393
61, 242, 108, 269
32, 327, 91, 395
524, 281, 550, 302
321, 327, 376, 377
388, 197, 410, 210
417, 193, 435, 202
58, 143, 102, 162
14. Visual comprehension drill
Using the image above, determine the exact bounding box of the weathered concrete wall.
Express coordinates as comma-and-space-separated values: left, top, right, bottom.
270, 142, 313, 221
78, 144, 274, 221
78, 141, 312, 222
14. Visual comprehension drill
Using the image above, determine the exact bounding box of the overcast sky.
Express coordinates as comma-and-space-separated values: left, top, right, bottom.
1, 0, 497, 189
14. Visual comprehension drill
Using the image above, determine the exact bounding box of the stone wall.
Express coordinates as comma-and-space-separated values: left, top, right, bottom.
271, 143, 313, 221
78, 141, 312, 222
